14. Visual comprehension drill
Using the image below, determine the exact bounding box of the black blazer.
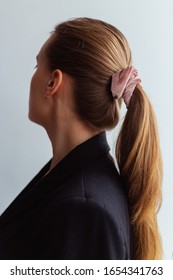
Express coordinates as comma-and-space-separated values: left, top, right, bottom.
0, 132, 131, 259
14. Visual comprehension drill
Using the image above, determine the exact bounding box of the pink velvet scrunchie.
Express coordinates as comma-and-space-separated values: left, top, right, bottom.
111, 66, 141, 108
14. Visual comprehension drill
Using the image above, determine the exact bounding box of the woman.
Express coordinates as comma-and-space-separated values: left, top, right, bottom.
0, 17, 162, 260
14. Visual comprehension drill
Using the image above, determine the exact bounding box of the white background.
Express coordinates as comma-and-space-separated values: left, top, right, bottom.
0, 0, 172, 259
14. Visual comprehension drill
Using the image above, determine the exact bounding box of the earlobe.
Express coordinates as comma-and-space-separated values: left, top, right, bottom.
45, 69, 63, 97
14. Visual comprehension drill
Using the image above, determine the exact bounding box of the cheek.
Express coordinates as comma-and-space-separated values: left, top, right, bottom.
29, 75, 35, 110
30, 72, 37, 94
30, 70, 47, 97
29, 73, 40, 121
28, 72, 47, 124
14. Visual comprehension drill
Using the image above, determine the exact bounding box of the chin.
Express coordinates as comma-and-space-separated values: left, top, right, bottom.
28, 111, 46, 130
28, 108, 34, 122
28, 110, 39, 124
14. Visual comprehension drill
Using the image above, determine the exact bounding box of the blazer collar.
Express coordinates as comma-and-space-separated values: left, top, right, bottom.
36, 131, 110, 196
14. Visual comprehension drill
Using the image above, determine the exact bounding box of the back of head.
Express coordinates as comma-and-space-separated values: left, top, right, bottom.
46, 17, 162, 260
46, 17, 132, 129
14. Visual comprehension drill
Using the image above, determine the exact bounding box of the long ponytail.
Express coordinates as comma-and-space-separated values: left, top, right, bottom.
116, 85, 162, 259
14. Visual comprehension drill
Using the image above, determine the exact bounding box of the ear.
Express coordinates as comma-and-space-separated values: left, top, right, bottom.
45, 69, 63, 97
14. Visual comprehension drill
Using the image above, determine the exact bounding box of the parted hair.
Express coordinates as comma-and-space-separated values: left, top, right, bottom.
46, 17, 162, 259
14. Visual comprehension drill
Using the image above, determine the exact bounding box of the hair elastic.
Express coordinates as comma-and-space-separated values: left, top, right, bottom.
111, 66, 141, 108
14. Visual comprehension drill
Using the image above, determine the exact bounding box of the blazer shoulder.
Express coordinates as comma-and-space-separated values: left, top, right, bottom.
82, 153, 128, 213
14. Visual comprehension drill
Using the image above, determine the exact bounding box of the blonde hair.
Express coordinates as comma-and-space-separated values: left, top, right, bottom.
116, 86, 162, 259
46, 17, 162, 259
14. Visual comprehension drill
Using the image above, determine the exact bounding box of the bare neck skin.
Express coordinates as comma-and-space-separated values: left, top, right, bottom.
46, 114, 100, 173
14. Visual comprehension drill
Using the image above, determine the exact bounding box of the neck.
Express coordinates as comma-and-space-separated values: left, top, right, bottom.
46, 118, 101, 173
